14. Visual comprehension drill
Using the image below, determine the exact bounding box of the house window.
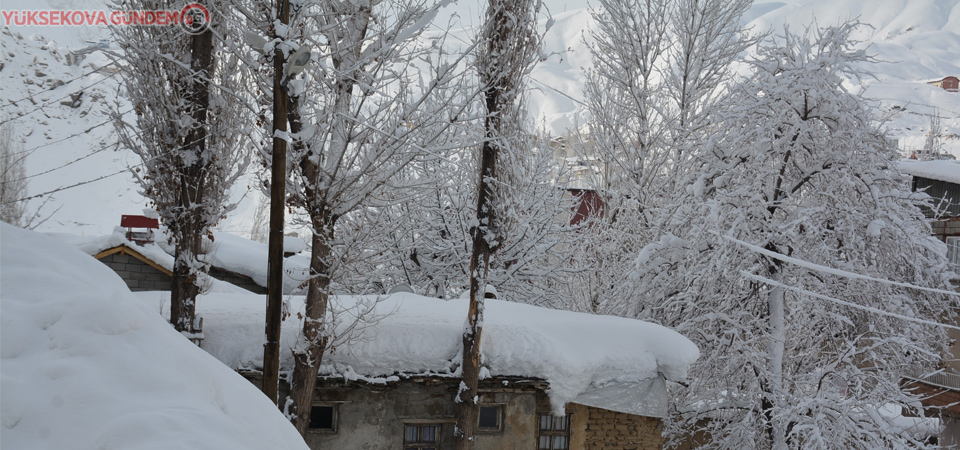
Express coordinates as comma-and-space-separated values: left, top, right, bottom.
478, 405, 502, 431
308, 404, 337, 432
404, 423, 439, 450
537, 414, 571, 450
947, 236, 959, 272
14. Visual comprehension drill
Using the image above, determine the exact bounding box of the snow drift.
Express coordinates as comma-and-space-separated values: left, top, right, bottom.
0, 223, 309, 450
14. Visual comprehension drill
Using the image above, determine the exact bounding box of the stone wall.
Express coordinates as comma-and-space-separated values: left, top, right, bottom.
237, 374, 668, 450
568, 403, 664, 450
98, 252, 172, 291
307, 378, 540, 450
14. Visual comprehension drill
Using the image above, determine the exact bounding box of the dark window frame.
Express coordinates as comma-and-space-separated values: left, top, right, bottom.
477, 404, 504, 434
307, 403, 338, 434
537, 413, 571, 450
403, 423, 440, 450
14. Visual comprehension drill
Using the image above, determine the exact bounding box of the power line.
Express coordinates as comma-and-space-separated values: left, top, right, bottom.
14, 140, 120, 183
723, 234, 960, 297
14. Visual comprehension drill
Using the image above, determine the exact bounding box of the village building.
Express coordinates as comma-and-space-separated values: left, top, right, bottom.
927, 76, 960, 93
193, 292, 700, 450
898, 159, 960, 446
69, 215, 310, 295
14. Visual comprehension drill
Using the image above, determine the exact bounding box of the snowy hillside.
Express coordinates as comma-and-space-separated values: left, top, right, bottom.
1, 0, 958, 236
0, 223, 309, 450
526, 0, 960, 156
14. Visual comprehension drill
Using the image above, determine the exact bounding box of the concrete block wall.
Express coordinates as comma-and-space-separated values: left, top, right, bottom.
99, 253, 172, 291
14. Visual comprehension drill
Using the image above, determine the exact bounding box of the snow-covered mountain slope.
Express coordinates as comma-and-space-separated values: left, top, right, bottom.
0, 223, 310, 450
525, 0, 960, 156
0, 0, 262, 236
1, 0, 957, 236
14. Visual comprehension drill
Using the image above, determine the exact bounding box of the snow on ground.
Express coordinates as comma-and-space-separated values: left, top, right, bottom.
131, 289, 699, 415
0, 223, 309, 450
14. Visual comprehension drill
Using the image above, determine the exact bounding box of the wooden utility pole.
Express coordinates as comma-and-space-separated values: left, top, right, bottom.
262, 0, 290, 405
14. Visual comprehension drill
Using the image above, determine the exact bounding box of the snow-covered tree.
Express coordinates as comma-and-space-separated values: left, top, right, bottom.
456, 0, 544, 446
921, 109, 943, 161
0, 122, 29, 226
576, 0, 752, 317
276, 0, 472, 434
666, 0, 753, 139
350, 132, 578, 304
633, 24, 956, 449
112, 0, 251, 333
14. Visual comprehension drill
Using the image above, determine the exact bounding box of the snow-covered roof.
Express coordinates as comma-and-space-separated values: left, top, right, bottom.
0, 223, 309, 450
56, 226, 176, 272
899, 159, 960, 185
206, 232, 310, 293
172, 291, 700, 418
62, 228, 311, 293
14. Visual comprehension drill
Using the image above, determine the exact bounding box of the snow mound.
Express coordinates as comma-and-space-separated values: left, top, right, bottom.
182, 290, 699, 416
0, 223, 309, 450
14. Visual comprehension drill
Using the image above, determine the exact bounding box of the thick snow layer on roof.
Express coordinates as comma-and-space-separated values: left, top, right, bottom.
0, 223, 309, 450
62, 229, 311, 293
59, 226, 175, 271
899, 159, 960, 184
137, 290, 699, 416
207, 231, 310, 293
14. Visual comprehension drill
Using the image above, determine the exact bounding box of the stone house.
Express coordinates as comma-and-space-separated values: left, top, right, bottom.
899, 159, 960, 445
197, 293, 700, 450
73, 218, 309, 294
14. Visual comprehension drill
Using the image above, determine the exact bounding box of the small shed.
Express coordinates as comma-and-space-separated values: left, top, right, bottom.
928, 76, 960, 92
71, 223, 310, 295
94, 244, 173, 292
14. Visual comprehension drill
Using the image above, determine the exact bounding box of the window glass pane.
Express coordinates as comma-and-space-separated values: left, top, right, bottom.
539, 435, 552, 450
308, 405, 334, 430
947, 237, 959, 269
478, 406, 500, 429
539, 414, 552, 430
421, 425, 437, 443
404, 425, 418, 443
554, 435, 568, 450
554, 415, 568, 431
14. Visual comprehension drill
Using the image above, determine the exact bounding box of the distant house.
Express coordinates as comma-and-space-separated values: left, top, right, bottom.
199, 293, 699, 450
566, 188, 604, 226
94, 243, 173, 292
72, 217, 309, 295
900, 160, 960, 257
899, 159, 960, 446
927, 76, 959, 93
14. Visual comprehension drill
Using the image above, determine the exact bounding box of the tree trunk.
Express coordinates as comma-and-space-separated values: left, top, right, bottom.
456, 81, 501, 450
170, 14, 213, 334
289, 210, 335, 435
